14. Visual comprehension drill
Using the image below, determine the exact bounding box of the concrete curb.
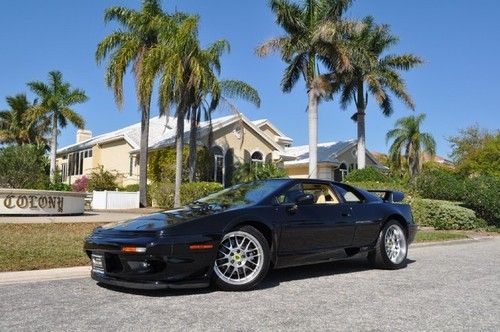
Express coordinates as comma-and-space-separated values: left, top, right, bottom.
411, 235, 495, 248
0, 266, 90, 286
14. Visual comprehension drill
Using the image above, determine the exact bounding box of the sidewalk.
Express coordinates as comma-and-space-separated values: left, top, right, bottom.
0, 210, 159, 224
0, 266, 90, 286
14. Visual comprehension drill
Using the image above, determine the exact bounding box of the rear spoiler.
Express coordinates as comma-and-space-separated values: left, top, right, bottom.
367, 190, 405, 203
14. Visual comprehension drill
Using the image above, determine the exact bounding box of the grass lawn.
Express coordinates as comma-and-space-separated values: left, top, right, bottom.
415, 230, 468, 243
0, 223, 105, 272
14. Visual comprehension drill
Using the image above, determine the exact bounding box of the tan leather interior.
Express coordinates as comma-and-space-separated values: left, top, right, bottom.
304, 184, 339, 204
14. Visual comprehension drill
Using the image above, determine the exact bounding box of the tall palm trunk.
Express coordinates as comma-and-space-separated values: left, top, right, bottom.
174, 108, 186, 208
308, 88, 319, 178
356, 84, 366, 169
49, 112, 58, 182
139, 103, 150, 207
188, 107, 197, 182
408, 144, 421, 179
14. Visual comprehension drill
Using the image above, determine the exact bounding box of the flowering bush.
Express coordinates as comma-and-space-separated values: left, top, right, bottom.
72, 175, 89, 192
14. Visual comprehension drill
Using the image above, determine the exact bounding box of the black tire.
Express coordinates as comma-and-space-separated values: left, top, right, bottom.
368, 220, 408, 269
213, 225, 270, 291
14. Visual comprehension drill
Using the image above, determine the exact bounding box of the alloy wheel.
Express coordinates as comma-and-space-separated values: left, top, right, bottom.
214, 231, 264, 285
384, 224, 407, 264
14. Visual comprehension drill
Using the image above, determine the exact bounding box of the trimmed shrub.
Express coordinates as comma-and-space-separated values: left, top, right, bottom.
462, 176, 500, 227
150, 181, 223, 209
413, 168, 465, 201
344, 167, 392, 183
410, 198, 487, 230
88, 166, 119, 191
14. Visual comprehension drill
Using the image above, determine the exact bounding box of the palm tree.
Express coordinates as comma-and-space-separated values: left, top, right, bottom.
96, 0, 170, 207
0, 94, 49, 147
28, 71, 88, 182
187, 79, 261, 183
256, 0, 353, 178
386, 114, 436, 178
140, 14, 216, 207
337, 17, 423, 169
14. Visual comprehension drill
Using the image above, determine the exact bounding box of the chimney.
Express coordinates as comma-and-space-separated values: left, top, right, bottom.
76, 129, 92, 143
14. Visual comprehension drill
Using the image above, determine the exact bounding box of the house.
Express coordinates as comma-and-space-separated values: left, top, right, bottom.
56, 112, 386, 186
56, 113, 294, 187
283, 140, 387, 181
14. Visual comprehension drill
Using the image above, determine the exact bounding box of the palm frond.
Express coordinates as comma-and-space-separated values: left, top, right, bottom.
59, 108, 85, 129
219, 80, 261, 108
381, 54, 424, 71
256, 37, 290, 57
281, 53, 307, 92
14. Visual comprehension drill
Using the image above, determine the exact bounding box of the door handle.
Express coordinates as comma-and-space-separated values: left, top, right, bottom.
341, 207, 352, 217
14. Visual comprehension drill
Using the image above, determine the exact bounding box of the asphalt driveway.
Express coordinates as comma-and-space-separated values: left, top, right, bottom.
1, 238, 499, 331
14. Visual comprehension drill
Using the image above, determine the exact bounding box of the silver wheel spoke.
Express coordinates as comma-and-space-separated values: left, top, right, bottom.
384, 224, 407, 264
214, 231, 265, 286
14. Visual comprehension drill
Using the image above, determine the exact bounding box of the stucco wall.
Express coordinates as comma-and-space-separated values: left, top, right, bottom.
286, 164, 333, 180
210, 122, 277, 163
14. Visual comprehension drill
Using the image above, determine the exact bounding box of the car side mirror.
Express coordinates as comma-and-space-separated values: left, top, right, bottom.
296, 194, 315, 205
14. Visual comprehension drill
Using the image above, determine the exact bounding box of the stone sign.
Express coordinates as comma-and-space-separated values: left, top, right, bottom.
0, 189, 86, 215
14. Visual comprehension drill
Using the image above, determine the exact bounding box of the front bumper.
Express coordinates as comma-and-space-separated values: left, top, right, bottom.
91, 271, 210, 290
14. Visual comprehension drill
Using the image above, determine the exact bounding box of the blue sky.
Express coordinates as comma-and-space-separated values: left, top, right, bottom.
0, 0, 498, 157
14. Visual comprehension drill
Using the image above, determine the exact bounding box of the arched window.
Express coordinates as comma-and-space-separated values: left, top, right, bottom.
211, 146, 224, 184
251, 151, 263, 164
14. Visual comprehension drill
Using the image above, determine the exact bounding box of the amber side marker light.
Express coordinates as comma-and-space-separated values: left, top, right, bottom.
189, 244, 214, 250
121, 246, 146, 253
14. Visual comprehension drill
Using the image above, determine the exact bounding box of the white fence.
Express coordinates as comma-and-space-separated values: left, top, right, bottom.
92, 191, 140, 210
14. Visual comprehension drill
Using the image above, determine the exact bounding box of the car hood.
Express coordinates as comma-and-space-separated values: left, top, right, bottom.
98, 205, 229, 232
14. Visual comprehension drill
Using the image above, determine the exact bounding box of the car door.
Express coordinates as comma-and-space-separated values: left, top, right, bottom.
332, 183, 383, 246
276, 181, 355, 267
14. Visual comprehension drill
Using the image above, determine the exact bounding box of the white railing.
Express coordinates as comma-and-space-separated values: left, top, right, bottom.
91, 191, 140, 210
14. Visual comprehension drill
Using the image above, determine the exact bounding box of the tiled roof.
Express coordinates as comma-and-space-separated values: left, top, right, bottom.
284, 140, 357, 166
57, 113, 291, 155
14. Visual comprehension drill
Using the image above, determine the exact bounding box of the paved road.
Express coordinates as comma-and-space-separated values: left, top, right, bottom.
1, 238, 499, 331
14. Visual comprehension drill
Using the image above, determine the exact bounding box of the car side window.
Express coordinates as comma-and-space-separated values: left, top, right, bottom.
277, 183, 340, 205
276, 184, 304, 204
303, 183, 340, 204
333, 184, 362, 203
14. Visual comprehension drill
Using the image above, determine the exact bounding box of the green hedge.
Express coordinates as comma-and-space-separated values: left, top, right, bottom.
413, 169, 500, 227
462, 176, 500, 227
344, 167, 392, 183
410, 198, 486, 230
413, 169, 465, 201
150, 182, 223, 209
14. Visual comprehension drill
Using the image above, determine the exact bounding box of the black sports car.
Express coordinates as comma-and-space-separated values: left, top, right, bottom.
84, 178, 417, 291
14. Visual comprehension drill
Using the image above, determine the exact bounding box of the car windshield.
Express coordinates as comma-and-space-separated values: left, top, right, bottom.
195, 179, 288, 208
